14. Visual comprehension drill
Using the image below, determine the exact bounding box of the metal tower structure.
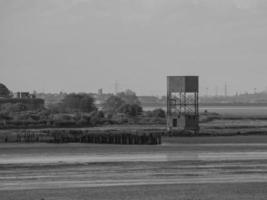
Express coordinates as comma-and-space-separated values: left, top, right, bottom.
167, 76, 199, 134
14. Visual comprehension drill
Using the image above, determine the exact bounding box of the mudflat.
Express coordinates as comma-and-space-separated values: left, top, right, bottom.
1, 136, 267, 200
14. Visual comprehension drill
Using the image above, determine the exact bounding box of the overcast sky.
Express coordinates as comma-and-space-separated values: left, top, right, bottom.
1, 0, 267, 95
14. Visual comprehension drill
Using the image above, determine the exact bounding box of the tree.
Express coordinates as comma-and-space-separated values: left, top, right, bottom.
103, 90, 143, 117
0, 103, 27, 113
117, 89, 141, 105
61, 93, 96, 113
0, 83, 12, 98
119, 104, 143, 117
102, 95, 125, 114
144, 108, 166, 118
151, 108, 166, 118
80, 95, 96, 112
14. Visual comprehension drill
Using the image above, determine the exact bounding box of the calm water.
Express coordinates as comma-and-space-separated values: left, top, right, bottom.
144, 106, 267, 116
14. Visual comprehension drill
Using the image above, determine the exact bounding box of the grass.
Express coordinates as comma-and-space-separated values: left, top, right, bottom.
2, 114, 267, 142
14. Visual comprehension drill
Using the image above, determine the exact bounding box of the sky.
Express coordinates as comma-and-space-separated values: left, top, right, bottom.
1, 0, 267, 96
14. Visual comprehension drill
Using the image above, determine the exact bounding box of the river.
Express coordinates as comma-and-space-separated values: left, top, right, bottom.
143, 106, 267, 116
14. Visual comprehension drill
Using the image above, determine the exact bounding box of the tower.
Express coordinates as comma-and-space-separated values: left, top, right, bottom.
167, 76, 199, 134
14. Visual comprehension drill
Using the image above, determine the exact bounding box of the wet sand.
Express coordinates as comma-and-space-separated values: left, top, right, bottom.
1, 136, 267, 199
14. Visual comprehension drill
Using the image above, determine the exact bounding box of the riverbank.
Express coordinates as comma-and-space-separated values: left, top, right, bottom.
1, 112, 267, 143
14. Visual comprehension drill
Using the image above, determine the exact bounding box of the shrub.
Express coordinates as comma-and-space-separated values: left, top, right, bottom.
118, 104, 143, 117
61, 93, 96, 113
144, 108, 166, 118
102, 95, 126, 114
151, 109, 166, 118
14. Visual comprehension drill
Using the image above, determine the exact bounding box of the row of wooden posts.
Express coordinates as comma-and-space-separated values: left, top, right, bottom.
11, 131, 162, 145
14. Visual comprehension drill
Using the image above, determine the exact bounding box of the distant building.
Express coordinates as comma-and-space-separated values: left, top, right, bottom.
16, 92, 35, 99
0, 83, 44, 110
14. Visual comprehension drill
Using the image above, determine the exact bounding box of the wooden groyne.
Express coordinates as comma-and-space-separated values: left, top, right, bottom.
1, 129, 162, 145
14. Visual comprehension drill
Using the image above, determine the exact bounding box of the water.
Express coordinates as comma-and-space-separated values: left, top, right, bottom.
144, 106, 267, 116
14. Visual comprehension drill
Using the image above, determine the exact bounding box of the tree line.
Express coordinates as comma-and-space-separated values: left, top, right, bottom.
0, 90, 166, 128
